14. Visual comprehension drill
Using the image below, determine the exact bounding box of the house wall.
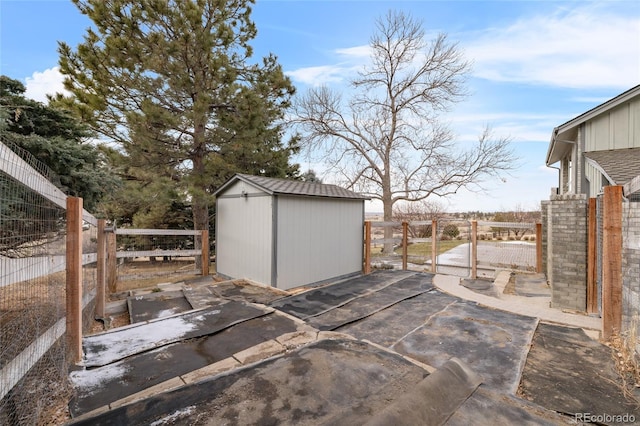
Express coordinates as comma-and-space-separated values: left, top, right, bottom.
216, 188, 273, 285
585, 96, 640, 152
545, 193, 588, 311
275, 196, 364, 290
622, 199, 640, 335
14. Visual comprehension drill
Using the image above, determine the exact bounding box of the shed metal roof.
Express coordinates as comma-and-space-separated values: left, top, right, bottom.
584, 148, 640, 186
215, 173, 370, 200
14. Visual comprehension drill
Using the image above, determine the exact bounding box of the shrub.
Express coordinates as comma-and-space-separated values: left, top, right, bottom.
442, 224, 460, 239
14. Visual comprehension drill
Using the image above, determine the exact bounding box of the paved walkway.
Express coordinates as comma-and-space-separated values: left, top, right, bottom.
433, 273, 601, 335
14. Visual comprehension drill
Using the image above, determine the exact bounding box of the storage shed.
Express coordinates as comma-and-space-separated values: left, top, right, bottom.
214, 173, 369, 290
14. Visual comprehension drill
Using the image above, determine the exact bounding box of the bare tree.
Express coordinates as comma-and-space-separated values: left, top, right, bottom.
393, 200, 445, 238
293, 10, 516, 252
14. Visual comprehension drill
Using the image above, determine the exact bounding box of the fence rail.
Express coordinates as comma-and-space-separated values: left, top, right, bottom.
364, 219, 542, 278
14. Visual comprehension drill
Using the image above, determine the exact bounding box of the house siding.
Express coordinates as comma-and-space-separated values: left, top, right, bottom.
275, 196, 364, 290
585, 96, 640, 152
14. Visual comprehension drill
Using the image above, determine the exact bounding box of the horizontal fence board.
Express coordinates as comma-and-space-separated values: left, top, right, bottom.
115, 229, 200, 236
410, 238, 434, 243
370, 221, 401, 227
116, 249, 201, 259
371, 238, 401, 244
1, 253, 98, 288
0, 289, 95, 400
1, 141, 97, 226
478, 221, 536, 229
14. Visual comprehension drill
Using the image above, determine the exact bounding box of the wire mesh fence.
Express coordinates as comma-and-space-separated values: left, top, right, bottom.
476, 221, 537, 276
111, 230, 204, 292
0, 140, 97, 425
364, 219, 540, 279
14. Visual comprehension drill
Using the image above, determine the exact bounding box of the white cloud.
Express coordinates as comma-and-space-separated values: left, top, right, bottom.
286, 65, 348, 86
335, 45, 371, 58
464, 5, 640, 89
287, 44, 371, 86
24, 67, 69, 103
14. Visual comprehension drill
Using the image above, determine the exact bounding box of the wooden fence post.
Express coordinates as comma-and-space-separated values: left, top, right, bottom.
602, 185, 623, 339
431, 219, 437, 273
201, 230, 210, 276
402, 222, 408, 270
586, 199, 598, 314
364, 221, 372, 274
107, 231, 117, 294
95, 219, 106, 319
471, 220, 477, 279
66, 197, 83, 364
536, 223, 543, 274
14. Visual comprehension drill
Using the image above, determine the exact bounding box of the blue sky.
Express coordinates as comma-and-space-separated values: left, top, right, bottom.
1, 0, 639, 212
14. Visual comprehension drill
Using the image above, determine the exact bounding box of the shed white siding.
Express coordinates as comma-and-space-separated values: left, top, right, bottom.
216, 190, 273, 285
275, 197, 363, 290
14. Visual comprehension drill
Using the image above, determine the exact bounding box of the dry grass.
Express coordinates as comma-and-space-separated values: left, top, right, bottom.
606, 319, 640, 406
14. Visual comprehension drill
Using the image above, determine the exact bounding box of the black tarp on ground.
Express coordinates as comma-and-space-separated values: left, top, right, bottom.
519, 323, 640, 424
69, 339, 436, 426
208, 281, 288, 305
83, 302, 272, 367
391, 299, 538, 393
337, 290, 459, 347
269, 270, 417, 318
306, 273, 435, 330
447, 387, 572, 425
69, 313, 299, 417
127, 290, 193, 323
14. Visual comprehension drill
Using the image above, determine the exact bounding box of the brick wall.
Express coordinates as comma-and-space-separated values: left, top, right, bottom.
622, 200, 640, 334
541, 200, 549, 279
546, 194, 588, 311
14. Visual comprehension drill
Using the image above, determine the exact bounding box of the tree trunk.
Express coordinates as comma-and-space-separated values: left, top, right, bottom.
382, 176, 394, 254
191, 120, 208, 270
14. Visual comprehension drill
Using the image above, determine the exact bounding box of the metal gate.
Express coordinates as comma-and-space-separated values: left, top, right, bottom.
434, 219, 471, 277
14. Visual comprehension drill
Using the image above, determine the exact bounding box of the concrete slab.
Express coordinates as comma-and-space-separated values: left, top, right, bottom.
275, 330, 318, 349
181, 357, 241, 385
515, 273, 551, 297
519, 323, 640, 421
392, 299, 538, 393
233, 339, 285, 364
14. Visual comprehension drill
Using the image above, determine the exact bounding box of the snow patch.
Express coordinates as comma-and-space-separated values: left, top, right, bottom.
83, 310, 220, 366
69, 363, 130, 395
149, 406, 196, 425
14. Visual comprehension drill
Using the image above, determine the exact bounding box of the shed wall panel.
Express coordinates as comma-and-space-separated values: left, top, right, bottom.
220, 180, 263, 196
216, 195, 272, 285
275, 197, 363, 289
